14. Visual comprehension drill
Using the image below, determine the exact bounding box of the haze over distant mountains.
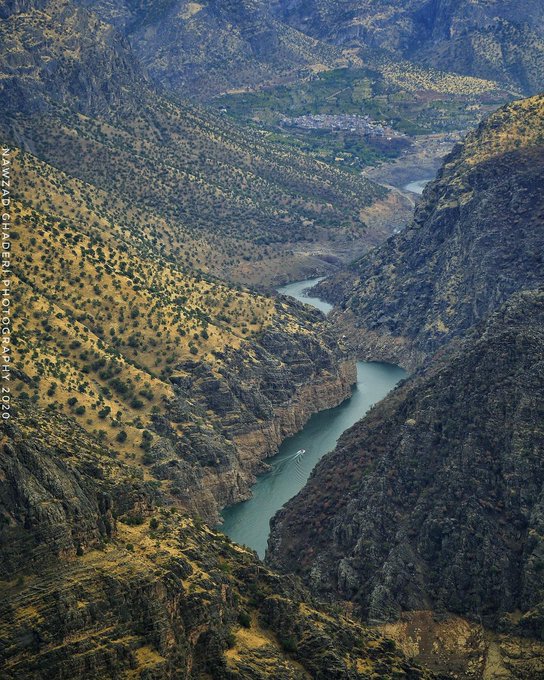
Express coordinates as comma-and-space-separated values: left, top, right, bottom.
68, 0, 544, 99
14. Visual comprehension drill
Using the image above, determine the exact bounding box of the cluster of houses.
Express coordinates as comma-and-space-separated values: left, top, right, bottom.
280, 113, 400, 138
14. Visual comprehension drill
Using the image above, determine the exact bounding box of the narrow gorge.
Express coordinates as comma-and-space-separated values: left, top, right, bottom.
267, 96, 544, 678
2, 2, 544, 678
221, 279, 406, 557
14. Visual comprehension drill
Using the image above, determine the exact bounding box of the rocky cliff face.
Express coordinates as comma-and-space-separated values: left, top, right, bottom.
147, 329, 357, 523
266, 91, 544, 678
272, 0, 544, 94
315, 94, 544, 370
74, 0, 344, 100
268, 289, 544, 676
0, 405, 434, 679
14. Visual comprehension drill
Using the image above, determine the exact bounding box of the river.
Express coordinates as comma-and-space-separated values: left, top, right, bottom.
276, 276, 332, 315
403, 178, 433, 195
220, 278, 407, 557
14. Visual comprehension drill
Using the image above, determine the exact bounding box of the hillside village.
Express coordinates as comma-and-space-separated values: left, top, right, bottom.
281, 113, 403, 139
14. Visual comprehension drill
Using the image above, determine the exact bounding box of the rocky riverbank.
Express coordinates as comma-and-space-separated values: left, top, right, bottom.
231, 359, 356, 480
268, 289, 544, 677
147, 319, 357, 524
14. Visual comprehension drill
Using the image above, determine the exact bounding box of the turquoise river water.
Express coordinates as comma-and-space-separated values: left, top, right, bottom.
220, 278, 407, 557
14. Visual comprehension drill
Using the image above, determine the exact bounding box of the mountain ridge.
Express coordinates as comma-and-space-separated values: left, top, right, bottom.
74, 0, 349, 100
267, 91, 544, 677
1, 0, 396, 288
272, 0, 544, 95
268, 287, 544, 677
314, 94, 544, 369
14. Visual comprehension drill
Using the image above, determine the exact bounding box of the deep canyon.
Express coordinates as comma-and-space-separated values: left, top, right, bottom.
221, 278, 407, 557
2, 2, 544, 678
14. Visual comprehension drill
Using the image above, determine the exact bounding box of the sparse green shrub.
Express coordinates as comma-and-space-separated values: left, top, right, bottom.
237, 611, 251, 628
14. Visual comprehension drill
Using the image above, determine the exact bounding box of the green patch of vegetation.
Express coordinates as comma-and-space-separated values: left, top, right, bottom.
216, 65, 510, 170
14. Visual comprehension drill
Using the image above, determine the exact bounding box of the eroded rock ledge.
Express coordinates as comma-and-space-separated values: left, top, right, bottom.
148, 318, 357, 523
0, 406, 435, 680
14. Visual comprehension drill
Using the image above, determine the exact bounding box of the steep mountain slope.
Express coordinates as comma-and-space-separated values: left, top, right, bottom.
0, 3, 440, 676
0, 404, 435, 679
1, 0, 392, 287
315, 94, 544, 369
272, 0, 544, 95
75, 0, 347, 99
268, 289, 544, 677
2, 0, 377, 524
11, 142, 359, 525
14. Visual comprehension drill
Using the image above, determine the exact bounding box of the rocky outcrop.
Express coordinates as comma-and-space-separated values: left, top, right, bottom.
272, 0, 544, 94
268, 290, 544, 651
0, 0, 149, 118
150, 325, 357, 522
74, 0, 342, 99
315, 94, 544, 370
0, 405, 434, 679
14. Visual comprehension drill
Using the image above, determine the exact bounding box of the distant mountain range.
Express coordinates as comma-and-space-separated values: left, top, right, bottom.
272, 0, 544, 95
21, 0, 534, 100
74, 0, 346, 99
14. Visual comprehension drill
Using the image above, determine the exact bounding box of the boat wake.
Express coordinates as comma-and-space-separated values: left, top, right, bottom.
271, 450, 307, 481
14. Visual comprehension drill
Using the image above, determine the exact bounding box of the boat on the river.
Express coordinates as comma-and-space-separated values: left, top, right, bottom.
295, 449, 306, 457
